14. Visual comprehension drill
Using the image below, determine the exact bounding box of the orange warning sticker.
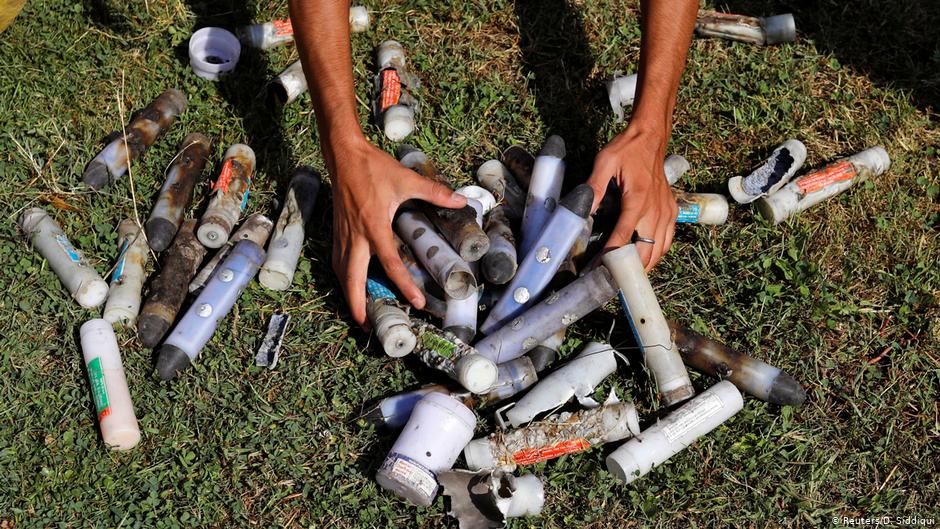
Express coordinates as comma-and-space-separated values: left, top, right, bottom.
212, 159, 234, 194
380, 69, 402, 112
273, 19, 293, 37
512, 438, 590, 466
796, 161, 857, 195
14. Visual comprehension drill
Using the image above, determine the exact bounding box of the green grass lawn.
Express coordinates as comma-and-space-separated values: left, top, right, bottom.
1, 0, 938, 527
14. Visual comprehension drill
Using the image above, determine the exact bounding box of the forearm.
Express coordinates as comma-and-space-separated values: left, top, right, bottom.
288, 0, 366, 170
630, 0, 697, 140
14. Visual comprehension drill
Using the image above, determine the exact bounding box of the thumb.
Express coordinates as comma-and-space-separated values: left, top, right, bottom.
408, 175, 467, 209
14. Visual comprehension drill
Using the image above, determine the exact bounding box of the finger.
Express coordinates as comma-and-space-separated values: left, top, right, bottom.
633, 214, 658, 270
374, 226, 425, 309
603, 195, 645, 252
586, 154, 618, 214
659, 194, 679, 258
648, 212, 670, 270
662, 215, 676, 257
331, 238, 343, 279
342, 242, 371, 328
407, 175, 467, 209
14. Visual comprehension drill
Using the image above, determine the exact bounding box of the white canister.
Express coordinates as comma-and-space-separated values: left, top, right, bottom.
19, 208, 108, 309
103, 219, 150, 325
606, 380, 743, 484
80, 319, 141, 450
376, 392, 477, 506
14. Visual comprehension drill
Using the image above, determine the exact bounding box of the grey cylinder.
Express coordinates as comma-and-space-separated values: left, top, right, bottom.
474, 266, 618, 364
19, 208, 108, 309
394, 210, 476, 300
259, 167, 320, 290
190, 214, 273, 294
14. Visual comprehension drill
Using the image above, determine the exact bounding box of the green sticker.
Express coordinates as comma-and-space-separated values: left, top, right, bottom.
420, 332, 456, 358
87, 357, 110, 420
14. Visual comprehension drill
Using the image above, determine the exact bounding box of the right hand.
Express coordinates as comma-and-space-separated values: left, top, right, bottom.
324, 136, 467, 327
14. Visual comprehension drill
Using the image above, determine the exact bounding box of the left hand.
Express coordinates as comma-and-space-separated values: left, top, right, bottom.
587, 127, 678, 271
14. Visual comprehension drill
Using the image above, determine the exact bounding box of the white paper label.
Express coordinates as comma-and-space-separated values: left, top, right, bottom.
385, 454, 437, 500
662, 394, 724, 443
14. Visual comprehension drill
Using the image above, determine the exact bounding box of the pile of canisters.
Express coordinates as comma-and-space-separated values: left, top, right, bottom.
357, 134, 820, 527
16, 6, 895, 527
20, 87, 322, 450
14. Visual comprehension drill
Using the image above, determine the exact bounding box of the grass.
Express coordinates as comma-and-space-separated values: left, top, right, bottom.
1, 0, 938, 527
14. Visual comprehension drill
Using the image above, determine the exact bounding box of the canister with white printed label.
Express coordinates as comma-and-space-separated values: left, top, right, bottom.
376, 392, 476, 507
606, 380, 743, 484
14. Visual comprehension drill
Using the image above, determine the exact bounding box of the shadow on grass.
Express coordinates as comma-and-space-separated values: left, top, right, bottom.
179, 0, 295, 196
82, 0, 131, 33
514, 0, 610, 185
719, 0, 940, 112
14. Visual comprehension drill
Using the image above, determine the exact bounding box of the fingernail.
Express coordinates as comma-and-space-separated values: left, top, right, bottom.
409, 294, 425, 309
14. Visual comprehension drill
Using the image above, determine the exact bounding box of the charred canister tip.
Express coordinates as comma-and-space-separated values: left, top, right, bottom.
559, 184, 593, 218
539, 135, 566, 159
146, 217, 177, 254
526, 346, 557, 372
501, 145, 535, 187
767, 372, 807, 406
482, 251, 516, 285
138, 317, 169, 349
448, 326, 475, 345
82, 161, 112, 191
156, 344, 192, 380
396, 143, 422, 163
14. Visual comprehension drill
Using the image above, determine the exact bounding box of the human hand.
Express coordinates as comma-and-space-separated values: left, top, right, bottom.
324, 136, 467, 326
587, 127, 678, 271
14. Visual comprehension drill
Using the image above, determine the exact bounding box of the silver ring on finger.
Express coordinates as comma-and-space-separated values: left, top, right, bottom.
635, 236, 656, 245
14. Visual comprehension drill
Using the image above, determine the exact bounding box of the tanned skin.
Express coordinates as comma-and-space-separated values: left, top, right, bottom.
289, 0, 698, 327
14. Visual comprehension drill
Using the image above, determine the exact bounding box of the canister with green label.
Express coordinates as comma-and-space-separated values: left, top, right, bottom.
411, 320, 497, 394
80, 319, 141, 450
